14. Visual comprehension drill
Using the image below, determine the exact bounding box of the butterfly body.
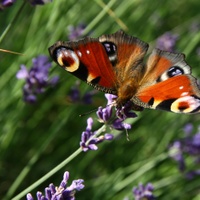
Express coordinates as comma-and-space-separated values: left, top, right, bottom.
49, 30, 200, 114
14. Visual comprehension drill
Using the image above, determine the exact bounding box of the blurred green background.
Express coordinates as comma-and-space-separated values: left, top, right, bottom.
1, 0, 200, 199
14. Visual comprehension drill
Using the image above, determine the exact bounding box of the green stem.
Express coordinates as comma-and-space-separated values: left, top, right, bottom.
0, 1, 26, 44
11, 124, 106, 200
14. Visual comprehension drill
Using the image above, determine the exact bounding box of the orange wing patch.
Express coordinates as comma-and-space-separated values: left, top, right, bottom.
136, 75, 200, 113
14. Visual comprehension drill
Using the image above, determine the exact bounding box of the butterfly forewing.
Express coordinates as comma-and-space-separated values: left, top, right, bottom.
49, 38, 117, 94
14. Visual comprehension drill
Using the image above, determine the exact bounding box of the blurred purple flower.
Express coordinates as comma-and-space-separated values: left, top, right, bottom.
80, 117, 114, 152
0, 0, 52, 9
68, 81, 95, 105
28, 0, 52, 5
183, 123, 193, 136
156, 32, 179, 52
133, 183, 156, 200
27, 171, 84, 200
168, 141, 185, 171
16, 55, 59, 103
185, 169, 200, 180
169, 124, 200, 179
0, 0, 16, 9
68, 23, 86, 40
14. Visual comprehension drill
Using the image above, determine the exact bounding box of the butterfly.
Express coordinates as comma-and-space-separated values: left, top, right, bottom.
48, 30, 200, 114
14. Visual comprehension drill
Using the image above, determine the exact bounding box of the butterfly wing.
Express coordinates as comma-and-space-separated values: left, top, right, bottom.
49, 37, 117, 94
48, 30, 148, 96
133, 49, 200, 113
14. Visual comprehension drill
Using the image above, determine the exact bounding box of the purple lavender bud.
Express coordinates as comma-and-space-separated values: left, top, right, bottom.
26, 193, 34, 200
116, 101, 137, 120
17, 55, 59, 103
36, 192, 43, 200
68, 85, 81, 102
80, 117, 113, 152
0, 0, 16, 9
96, 106, 112, 123
49, 183, 56, 194
16, 65, 29, 79
186, 170, 200, 180
105, 93, 117, 106
67, 179, 85, 191
68, 23, 86, 40
67, 81, 94, 104
133, 183, 156, 200
156, 32, 179, 52
27, 171, 84, 200
45, 188, 51, 199
112, 118, 132, 130
28, 0, 52, 5
169, 124, 200, 178
168, 141, 185, 171
82, 91, 94, 104
183, 123, 193, 136
104, 133, 114, 140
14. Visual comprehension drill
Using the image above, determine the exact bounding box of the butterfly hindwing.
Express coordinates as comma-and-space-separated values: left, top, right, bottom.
133, 49, 200, 113
134, 75, 200, 112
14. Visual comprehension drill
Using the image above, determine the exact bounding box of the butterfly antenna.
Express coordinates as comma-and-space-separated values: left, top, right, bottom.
0, 48, 24, 55
79, 108, 98, 117
79, 100, 116, 117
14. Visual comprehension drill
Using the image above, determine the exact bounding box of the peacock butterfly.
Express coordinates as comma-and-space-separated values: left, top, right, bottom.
48, 30, 200, 114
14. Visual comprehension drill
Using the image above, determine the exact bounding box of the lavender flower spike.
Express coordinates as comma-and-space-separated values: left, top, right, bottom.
169, 123, 200, 179
67, 81, 95, 104
80, 117, 113, 152
97, 94, 137, 131
68, 23, 86, 40
27, 171, 84, 200
133, 183, 156, 200
16, 55, 59, 103
156, 32, 179, 52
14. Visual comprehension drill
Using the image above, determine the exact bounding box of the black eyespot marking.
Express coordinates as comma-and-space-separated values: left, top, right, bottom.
102, 42, 117, 66
58, 49, 73, 67
90, 76, 101, 85
102, 41, 117, 54
178, 102, 189, 111
148, 97, 154, 106
54, 47, 80, 73
53, 47, 89, 81
156, 99, 176, 111
156, 76, 161, 83
190, 96, 200, 113
167, 66, 184, 77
